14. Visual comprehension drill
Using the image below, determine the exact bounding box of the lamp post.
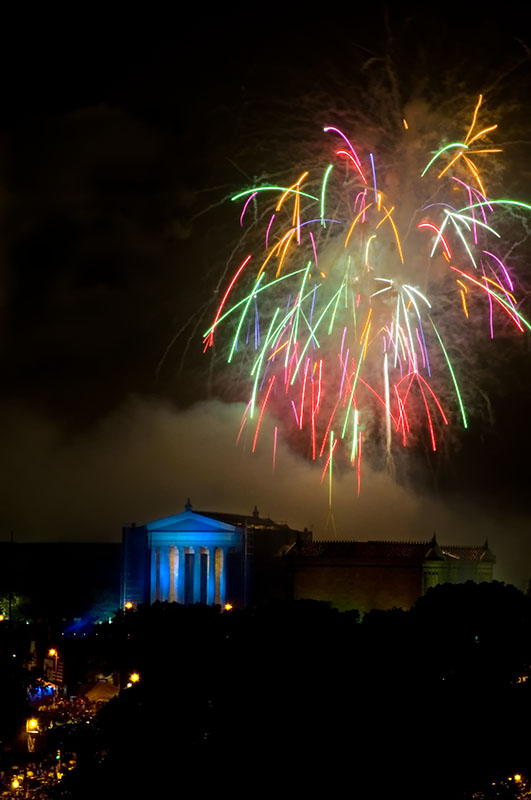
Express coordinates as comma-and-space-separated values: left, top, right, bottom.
126, 672, 140, 688
48, 648, 59, 688
48, 647, 59, 692
26, 718, 39, 753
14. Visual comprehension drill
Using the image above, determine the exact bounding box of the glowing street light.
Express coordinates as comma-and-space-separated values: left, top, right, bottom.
224, 603, 233, 611
48, 648, 59, 683
124, 601, 134, 610
26, 717, 40, 752
125, 671, 141, 689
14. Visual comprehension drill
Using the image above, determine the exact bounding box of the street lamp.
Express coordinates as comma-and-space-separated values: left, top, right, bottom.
26, 718, 39, 752
48, 647, 59, 680
48, 648, 59, 685
125, 672, 140, 688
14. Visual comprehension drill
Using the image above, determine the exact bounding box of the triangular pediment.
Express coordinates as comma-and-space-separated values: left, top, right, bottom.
146, 510, 239, 534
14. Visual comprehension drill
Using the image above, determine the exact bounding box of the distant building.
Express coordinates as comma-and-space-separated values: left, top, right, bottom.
287, 536, 496, 613
120, 500, 310, 609
121, 501, 495, 613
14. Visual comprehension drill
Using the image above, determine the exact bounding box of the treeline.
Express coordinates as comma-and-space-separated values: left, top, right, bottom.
49, 581, 531, 799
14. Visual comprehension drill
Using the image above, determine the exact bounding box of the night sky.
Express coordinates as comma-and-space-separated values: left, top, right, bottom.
2, 7, 531, 587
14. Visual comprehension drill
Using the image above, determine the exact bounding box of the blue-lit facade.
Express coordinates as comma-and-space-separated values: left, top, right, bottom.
121, 503, 496, 613
120, 502, 309, 609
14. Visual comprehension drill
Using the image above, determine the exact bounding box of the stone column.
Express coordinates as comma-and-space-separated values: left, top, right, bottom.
207, 547, 216, 605
193, 548, 202, 603
169, 546, 176, 603
219, 547, 227, 607
176, 547, 185, 604
214, 547, 221, 605
159, 546, 170, 601
150, 544, 158, 603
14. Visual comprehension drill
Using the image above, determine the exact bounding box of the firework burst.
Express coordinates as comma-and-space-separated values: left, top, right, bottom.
203, 95, 531, 494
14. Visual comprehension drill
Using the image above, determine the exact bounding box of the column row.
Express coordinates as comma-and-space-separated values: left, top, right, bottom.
151, 545, 228, 606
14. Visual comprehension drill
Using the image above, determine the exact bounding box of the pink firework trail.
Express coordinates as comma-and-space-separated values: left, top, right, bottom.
203, 95, 531, 488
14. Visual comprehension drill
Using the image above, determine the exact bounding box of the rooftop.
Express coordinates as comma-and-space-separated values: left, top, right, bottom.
288, 538, 495, 563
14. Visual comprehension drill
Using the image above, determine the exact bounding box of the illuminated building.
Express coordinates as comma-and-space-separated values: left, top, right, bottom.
120, 500, 310, 608
121, 501, 495, 612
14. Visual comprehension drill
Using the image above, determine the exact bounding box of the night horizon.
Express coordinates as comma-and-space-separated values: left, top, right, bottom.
2, 6, 531, 593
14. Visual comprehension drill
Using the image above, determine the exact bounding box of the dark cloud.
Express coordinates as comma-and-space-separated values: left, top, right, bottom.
1, 397, 529, 588
2, 101, 211, 419
1, 7, 530, 593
